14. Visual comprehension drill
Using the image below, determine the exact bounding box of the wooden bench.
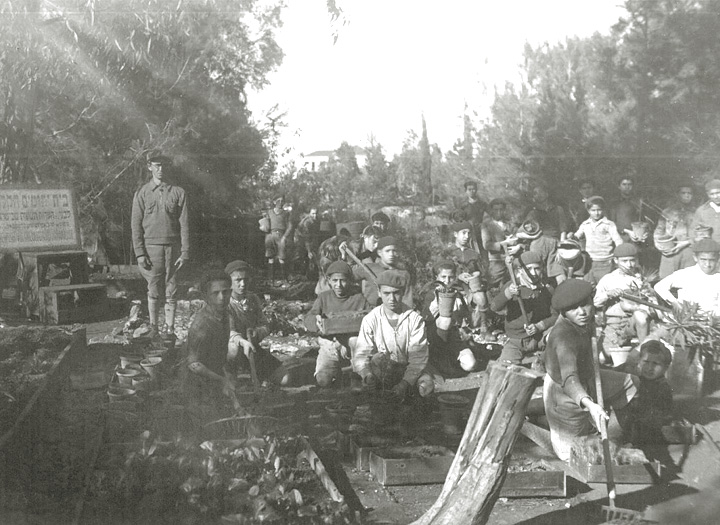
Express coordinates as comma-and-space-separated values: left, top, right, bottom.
39, 283, 108, 324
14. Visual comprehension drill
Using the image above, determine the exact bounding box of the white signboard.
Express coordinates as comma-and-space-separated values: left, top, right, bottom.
0, 188, 81, 251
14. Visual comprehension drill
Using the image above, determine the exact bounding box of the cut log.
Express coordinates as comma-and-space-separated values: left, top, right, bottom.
411, 361, 541, 525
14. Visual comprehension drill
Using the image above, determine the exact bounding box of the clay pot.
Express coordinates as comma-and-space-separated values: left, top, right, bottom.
107, 386, 137, 403
140, 357, 162, 381
631, 221, 650, 238
468, 272, 483, 292
655, 234, 677, 251
436, 291, 456, 318
119, 354, 143, 369
131, 373, 153, 391
116, 367, 142, 386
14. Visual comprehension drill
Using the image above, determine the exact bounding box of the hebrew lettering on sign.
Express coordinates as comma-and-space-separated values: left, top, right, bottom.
0, 188, 81, 251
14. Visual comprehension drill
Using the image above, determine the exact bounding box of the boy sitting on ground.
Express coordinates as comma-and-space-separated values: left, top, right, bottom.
422, 260, 479, 378
354, 270, 434, 401
629, 339, 673, 445
225, 260, 288, 386
491, 251, 557, 366
304, 261, 371, 388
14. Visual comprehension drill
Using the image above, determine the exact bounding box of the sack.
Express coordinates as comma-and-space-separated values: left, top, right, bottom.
259, 217, 270, 233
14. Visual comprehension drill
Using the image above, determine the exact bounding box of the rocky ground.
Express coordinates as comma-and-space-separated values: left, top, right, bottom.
1, 269, 720, 524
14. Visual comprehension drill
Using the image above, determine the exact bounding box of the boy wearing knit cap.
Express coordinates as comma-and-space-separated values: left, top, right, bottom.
491, 250, 558, 365
693, 179, 720, 244
225, 260, 287, 385
594, 243, 653, 354
354, 269, 433, 400
654, 238, 720, 316
353, 236, 413, 308
449, 221, 490, 332
543, 278, 638, 461
304, 261, 371, 388
571, 196, 624, 283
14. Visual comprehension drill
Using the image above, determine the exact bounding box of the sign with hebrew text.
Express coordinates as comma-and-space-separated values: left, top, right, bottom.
0, 188, 81, 251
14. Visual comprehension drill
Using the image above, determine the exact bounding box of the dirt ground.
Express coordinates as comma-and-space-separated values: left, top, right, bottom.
2, 269, 720, 524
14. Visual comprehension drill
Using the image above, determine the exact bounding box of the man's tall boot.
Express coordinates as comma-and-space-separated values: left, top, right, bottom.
268, 262, 275, 284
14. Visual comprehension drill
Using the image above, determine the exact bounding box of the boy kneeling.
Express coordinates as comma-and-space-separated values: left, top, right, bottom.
304, 261, 370, 387
353, 270, 434, 400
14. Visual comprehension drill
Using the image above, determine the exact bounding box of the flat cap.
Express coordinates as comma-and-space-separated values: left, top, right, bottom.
326, 260, 353, 276
451, 221, 472, 232
517, 220, 542, 240
705, 179, 720, 192
552, 279, 594, 311
371, 211, 390, 223
377, 236, 398, 251
692, 238, 720, 253
224, 260, 251, 275
375, 269, 408, 290
613, 243, 638, 257
147, 154, 171, 164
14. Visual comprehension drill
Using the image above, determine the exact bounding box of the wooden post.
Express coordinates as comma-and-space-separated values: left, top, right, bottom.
411, 361, 541, 525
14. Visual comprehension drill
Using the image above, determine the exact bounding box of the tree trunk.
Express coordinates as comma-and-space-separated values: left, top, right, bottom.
412, 361, 541, 525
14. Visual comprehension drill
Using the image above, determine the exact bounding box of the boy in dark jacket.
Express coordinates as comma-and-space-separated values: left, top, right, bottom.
630, 339, 673, 445
491, 250, 557, 365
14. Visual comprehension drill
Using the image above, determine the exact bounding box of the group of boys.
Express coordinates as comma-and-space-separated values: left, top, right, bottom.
177, 174, 720, 462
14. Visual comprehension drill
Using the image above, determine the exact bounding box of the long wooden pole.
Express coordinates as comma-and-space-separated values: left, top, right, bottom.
412, 362, 541, 525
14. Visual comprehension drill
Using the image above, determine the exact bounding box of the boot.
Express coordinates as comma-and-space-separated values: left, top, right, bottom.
268, 263, 275, 284
278, 262, 286, 285
147, 297, 160, 338
164, 303, 176, 339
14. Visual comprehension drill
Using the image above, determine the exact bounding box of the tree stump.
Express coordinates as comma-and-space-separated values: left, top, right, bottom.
411, 361, 541, 525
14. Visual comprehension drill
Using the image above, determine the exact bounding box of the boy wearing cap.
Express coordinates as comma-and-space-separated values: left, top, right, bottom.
553, 238, 594, 284
693, 179, 720, 244
571, 196, 624, 283
131, 153, 189, 338
354, 269, 433, 399
543, 279, 638, 461
353, 236, 413, 308
654, 182, 696, 279
264, 194, 292, 284
225, 260, 286, 385
491, 251, 558, 365
594, 243, 652, 351
304, 261, 371, 388
654, 239, 720, 316
371, 211, 391, 235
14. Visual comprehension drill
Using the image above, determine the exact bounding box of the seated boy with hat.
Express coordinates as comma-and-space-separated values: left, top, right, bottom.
491, 250, 558, 366
353, 270, 434, 400
353, 236, 414, 308
543, 279, 638, 461
304, 261, 371, 388
594, 243, 653, 354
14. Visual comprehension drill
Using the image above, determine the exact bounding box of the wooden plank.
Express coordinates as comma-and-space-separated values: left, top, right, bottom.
434, 371, 486, 392
501, 471, 566, 498
369, 446, 455, 486
41, 283, 107, 292
299, 437, 364, 513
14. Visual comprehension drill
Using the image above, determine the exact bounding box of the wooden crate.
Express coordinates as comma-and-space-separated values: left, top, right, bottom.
369, 446, 455, 486
39, 283, 108, 324
502, 470, 567, 498
318, 311, 369, 336
568, 456, 662, 484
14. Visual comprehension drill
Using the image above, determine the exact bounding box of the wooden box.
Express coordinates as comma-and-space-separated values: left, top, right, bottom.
568, 456, 662, 484
39, 283, 108, 324
502, 470, 566, 498
369, 446, 455, 486
318, 311, 369, 336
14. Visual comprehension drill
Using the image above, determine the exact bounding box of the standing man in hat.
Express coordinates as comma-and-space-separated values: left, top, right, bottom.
353, 269, 433, 400
693, 179, 720, 244
264, 194, 292, 285
543, 279, 638, 461
654, 239, 720, 316
460, 180, 488, 247
594, 243, 653, 352
131, 153, 189, 338
304, 261, 370, 388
